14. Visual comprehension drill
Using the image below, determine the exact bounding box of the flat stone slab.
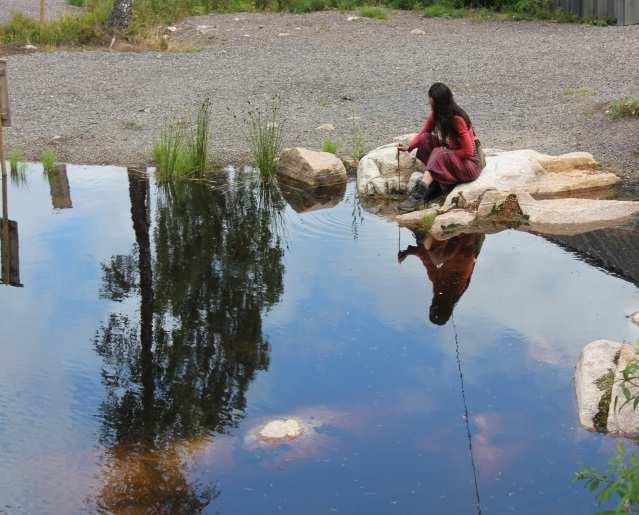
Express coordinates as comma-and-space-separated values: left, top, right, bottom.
258, 418, 304, 442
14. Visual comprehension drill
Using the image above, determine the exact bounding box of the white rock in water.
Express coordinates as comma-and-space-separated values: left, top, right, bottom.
575, 340, 623, 432
631, 312, 639, 327
608, 345, 639, 437
258, 418, 303, 441
410, 29, 426, 35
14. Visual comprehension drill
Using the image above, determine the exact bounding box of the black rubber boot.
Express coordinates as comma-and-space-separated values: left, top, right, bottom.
398, 182, 441, 213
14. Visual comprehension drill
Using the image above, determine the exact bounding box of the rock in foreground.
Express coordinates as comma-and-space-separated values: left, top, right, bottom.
575, 340, 639, 438
357, 138, 620, 199
278, 148, 347, 188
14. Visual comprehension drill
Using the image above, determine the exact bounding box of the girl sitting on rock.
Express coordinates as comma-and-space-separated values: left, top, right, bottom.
398, 83, 483, 213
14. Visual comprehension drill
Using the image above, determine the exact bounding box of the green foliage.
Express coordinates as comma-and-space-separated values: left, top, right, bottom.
564, 86, 594, 96
67, 0, 86, 6
576, 441, 639, 514
0, 1, 111, 46
423, 0, 581, 21
153, 99, 215, 183
40, 149, 57, 174
243, 97, 285, 180
321, 138, 338, 154
608, 98, 639, 120
359, 5, 388, 19
421, 210, 437, 230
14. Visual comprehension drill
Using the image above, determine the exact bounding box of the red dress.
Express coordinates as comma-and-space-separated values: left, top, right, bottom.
407, 114, 482, 187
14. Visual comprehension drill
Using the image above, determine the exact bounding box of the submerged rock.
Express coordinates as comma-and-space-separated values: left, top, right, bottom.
575, 340, 639, 437
278, 148, 347, 188
258, 418, 304, 442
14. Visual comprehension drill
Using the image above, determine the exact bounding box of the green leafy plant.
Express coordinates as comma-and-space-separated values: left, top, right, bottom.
576, 441, 639, 514
607, 98, 639, 120
321, 138, 338, 154
244, 97, 285, 180
359, 5, 388, 19
40, 149, 57, 174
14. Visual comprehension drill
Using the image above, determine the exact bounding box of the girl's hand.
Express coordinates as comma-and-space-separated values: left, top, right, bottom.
397, 143, 410, 152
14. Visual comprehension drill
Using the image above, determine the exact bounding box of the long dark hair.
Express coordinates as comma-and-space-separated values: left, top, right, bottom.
428, 83, 472, 143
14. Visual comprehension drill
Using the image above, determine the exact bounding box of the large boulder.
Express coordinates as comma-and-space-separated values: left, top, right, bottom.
278, 148, 347, 188
357, 138, 620, 199
575, 340, 639, 438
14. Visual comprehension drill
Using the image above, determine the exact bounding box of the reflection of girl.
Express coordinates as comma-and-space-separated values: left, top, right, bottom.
398, 83, 483, 213
398, 234, 484, 325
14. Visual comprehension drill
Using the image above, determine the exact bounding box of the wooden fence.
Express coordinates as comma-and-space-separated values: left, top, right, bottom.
554, 0, 639, 24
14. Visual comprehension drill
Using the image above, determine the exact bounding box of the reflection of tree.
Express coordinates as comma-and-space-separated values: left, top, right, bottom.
93, 171, 285, 512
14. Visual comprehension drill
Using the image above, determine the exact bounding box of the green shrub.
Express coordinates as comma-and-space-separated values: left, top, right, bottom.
244, 97, 285, 180
608, 98, 639, 120
40, 149, 57, 174
359, 5, 388, 19
321, 138, 338, 154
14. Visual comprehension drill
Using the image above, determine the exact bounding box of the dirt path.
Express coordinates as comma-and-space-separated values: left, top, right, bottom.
3, 11, 639, 191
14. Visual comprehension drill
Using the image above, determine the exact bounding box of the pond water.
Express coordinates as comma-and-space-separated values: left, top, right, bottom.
0, 164, 638, 514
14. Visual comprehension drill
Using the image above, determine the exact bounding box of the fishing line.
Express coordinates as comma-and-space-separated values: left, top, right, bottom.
452, 315, 483, 515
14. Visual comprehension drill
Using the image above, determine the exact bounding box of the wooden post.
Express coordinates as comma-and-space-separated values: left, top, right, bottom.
40, 0, 46, 45
0, 125, 9, 286
0, 59, 11, 285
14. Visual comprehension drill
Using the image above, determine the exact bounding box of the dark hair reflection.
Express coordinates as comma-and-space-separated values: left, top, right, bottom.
399, 233, 484, 325
92, 170, 285, 512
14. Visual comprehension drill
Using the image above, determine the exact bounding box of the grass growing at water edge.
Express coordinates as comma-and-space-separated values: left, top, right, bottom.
348, 110, 366, 161
244, 97, 285, 180
8, 148, 28, 186
40, 149, 57, 174
153, 99, 214, 183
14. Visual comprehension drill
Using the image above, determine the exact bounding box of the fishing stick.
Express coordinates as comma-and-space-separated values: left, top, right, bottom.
452, 315, 482, 515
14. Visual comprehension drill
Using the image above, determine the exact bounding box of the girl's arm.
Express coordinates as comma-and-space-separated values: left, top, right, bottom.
407, 114, 434, 151
452, 117, 475, 159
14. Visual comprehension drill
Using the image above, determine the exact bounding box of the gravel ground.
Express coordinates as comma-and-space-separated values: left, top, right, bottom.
0, 0, 81, 23
2, 12, 639, 190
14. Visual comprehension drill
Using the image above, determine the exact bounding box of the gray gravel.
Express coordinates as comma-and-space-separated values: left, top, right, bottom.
0, 0, 81, 23
3, 12, 639, 191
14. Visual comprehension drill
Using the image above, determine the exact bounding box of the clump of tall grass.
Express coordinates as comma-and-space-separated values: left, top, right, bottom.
40, 149, 57, 174
8, 148, 27, 186
321, 138, 338, 154
244, 97, 285, 180
152, 98, 214, 183
607, 98, 639, 120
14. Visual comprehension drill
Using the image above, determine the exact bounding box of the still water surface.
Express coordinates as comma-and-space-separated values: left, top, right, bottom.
0, 164, 638, 514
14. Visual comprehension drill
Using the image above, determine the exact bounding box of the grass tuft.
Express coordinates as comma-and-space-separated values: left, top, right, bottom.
321, 138, 338, 154
152, 99, 214, 183
563, 86, 594, 96
40, 149, 57, 174
348, 111, 366, 160
8, 148, 28, 187
607, 98, 639, 120
244, 97, 285, 180
359, 5, 388, 19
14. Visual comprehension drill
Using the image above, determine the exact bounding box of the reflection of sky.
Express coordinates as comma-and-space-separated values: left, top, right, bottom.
0, 172, 637, 515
